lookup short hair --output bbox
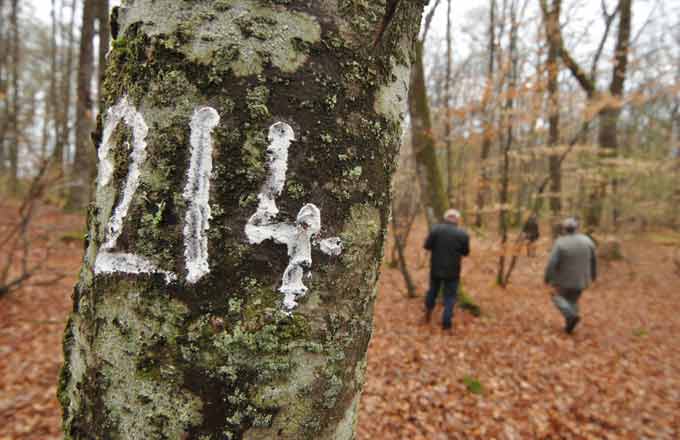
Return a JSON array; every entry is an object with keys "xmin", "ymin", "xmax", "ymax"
[
  {"xmin": 444, "ymin": 209, "xmax": 461, "ymax": 222},
  {"xmin": 562, "ymin": 217, "xmax": 578, "ymax": 233}
]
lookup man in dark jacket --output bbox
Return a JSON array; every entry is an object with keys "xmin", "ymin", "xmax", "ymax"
[
  {"xmin": 424, "ymin": 209, "xmax": 470, "ymax": 330},
  {"xmin": 521, "ymin": 213, "xmax": 540, "ymax": 257},
  {"xmin": 544, "ymin": 217, "xmax": 597, "ymax": 334}
]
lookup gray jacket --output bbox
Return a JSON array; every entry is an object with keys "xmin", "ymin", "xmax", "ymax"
[{"xmin": 544, "ymin": 233, "xmax": 597, "ymax": 290}]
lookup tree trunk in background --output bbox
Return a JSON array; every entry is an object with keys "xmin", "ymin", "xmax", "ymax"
[
  {"xmin": 65, "ymin": 0, "xmax": 95, "ymax": 211},
  {"xmin": 53, "ymin": 0, "xmax": 77, "ymax": 172},
  {"xmin": 544, "ymin": 0, "xmax": 561, "ymax": 217},
  {"xmin": 7, "ymin": 0, "xmax": 19, "ymax": 193},
  {"xmin": 475, "ymin": 0, "xmax": 496, "ymax": 228},
  {"xmin": 96, "ymin": 0, "xmax": 109, "ymax": 104},
  {"xmin": 544, "ymin": 0, "xmax": 632, "ymax": 229},
  {"xmin": 497, "ymin": 1, "xmax": 518, "ymax": 287},
  {"xmin": 598, "ymin": 0, "xmax": 632, "ymax": 229},
  {"xmin": 409, "ymin": 41, "xmax": 448, "ymax": 222},
  {"xmin": 47, "ymin": 0, "xmax": 59, "ymax": 163},
  {"xmin": 59, "ymin": 1, "xmax": 424, "ymax": 438},
  {"xmin": 0, "ymin": 0, "xmax": 7, "ymax": 173},
  {"xmin": 444, "ymin": 0, "xmax": 455, "ymax": 207}
]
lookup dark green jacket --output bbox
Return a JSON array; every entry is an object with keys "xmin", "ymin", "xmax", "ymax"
[{"xmin": 424, "ymin": 222, "xmax": 470, "ymax": 280}]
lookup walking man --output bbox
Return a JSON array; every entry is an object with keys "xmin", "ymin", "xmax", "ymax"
[
  {"xmin": 424, "ymin": 209, "xmax": 470, "ymax": 330},
  {"xmin": 544, "ymin": 217, "xmax": 597, "ymax": 334},
  {"xmin": 521, "ymin": 213, "xmax": 540, "ymax": 257}
]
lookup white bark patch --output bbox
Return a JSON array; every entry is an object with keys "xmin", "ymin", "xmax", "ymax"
[
  {"xmin": 183, "ymin": 107, "xmax": 220, "ymax": 283},
  {"xmin": 94, "ymin": 251, "xmax": 178, "ymax": 283},
  {"xmin": 98, "ymin": 97, "xmax": 150, "ymax": 250},
  {"xmin": 319, "ymin": 237, "xmax": 343, "ymax": 256},
  {"xmin": 245, "ymin": 122, "xmax": 343, "ymax": 311}
]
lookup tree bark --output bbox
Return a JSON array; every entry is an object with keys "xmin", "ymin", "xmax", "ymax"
[
  {"xmin": 7, "ymin": 0, "xmax": 19, "ymax": 193},
  {"xmin": 65, "ymin": 0, "xmax": 96, "ymax": 211},
  {"xmin": 409, "ymin": 40, "xmax": 448, "ymax": 222},
  {"xmin": 59, "ymin": 1, "xmax": 424, "ymax": 438}
]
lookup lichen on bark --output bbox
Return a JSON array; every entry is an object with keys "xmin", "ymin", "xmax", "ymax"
[{"xmin": 60, "ymin": 1, "xmax": 424, "ymax": 438}]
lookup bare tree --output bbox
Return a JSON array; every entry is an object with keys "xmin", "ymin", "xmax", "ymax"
[
  {"xmin": 540, "ymin": 0, "xmax": 633, "ymax": 228},
  {"xmin": 475, "ymin": 0, "xmax": 497, "ymax": 227},
  {"xmin": 65, "ymin": 0, "xmax": 95, "ymax": 210}
]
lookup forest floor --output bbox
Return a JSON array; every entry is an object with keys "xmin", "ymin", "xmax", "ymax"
[{"xmin": 1, "ymin": 207, "xmax": 679, "ymax": 439}]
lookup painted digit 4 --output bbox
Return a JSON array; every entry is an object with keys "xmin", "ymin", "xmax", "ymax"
[{"xmin": 245, "ymin": 122, "xmax": 343, "ymax": 311}]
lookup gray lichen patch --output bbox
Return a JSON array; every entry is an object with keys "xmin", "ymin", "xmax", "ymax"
[
  {"xmin": 374, "ymin": 56, "xmax": 410, "ymax": 124},
  {"xmin": 331, "ymin": 0, "xmax": 385, "ymax": 49},
  {"xmin": 92, "ymin": 289, "xmax": 202, "ymax": 438},
  {"xmin": 339, "ymin": 203, "xmax": 382, "ymax": 283},
  {"xmin": 244, "ymin": 351, "xmax": 326, "ymax": 439},
  {"xmin": 116, "ymin": 0, "xmax": 321, "ymax": 77}
]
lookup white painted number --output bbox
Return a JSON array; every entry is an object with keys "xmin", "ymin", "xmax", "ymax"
[
  {"xmin": 245, "ymin": 122, "xmax": 342, "ymax": 311},
  {"xmin": 93, "ymin": 97, "xmax": 343, "ymax": 312}
]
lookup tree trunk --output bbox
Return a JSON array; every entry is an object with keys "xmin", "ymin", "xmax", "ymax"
[
  {"xmin": 7, "ymin": 0, "xmax": 19, "ymax": 193},
  {"xmin": 497, "ymin": 0, "xmax": 519, "ymax": 287},
  {"xmin": 391, "ymin": 201, "xmax": 416, "ymax": 298},
  {"xmin": 409, "ymin": 40, "xmax": 448, "ymax": 222},
  {"xmin": 474, "ymin": 0, "xmax": 496, "ymax": 228},
  {"xmin": 65, "ymin": 0, "xmax": 96, "ymax": 211},
  {"xmin": 59, "ymin": 1, "xmax": 424, "ymax": 438},
  {"xmin": 53, "ymin": 0, "xmax": 77, "ymax": 172},
  {"xmin": 0, "ymin": 0, "xmax": 6, "ymax": 173},
  {"xmin": 544, "ymin": 0, "xmax": 561, "ymax": 216},
  {"xmin": 444, "ymin": 0, "xmax": 455, "ymax": 206}
]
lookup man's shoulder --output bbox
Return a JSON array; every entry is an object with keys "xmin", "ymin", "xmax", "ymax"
[{"xmin": 558, "ymin": 234, "xmax": 595, "ymax": 249}]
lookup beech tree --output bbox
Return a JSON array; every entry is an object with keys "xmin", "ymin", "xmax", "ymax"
[
  {"xmin": 66, "ymin": 0, "xmax": 96, "ymax": 210},
  {"xmin": 59, "ymin": 1, "xmax": 425, "ymax": 438}
]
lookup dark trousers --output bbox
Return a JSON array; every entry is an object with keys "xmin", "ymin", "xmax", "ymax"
[
  {"xmin": 552, "ymin": 288, "xmax": 582, "ymax": 321},
  {"xmin": 425, "ymin": 275, "xmax": 459, "ymax": 328}
]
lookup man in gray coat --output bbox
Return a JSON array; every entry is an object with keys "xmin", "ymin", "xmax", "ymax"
[{"xmin": 544, "ymin": 217, "xmax": 597, "ymax": 333}]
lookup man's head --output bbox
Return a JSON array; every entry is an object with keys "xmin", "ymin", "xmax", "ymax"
[
  {"xmin": 562, "ymin": 217, "xmax": 578, "ymax": 234},
  {"xmin": 444, "ymin": 209, "xmax": 461, "ymax": 225}
]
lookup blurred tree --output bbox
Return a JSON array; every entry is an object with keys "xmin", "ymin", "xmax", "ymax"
[
  {"xmin": 474, "ymin": 0, "xmax": 496, "ymax": 227},
  {"xmin": 65, "ymin": 0, "xmax": 95, "ymax": 210},
  {"xmin": 540, "ymin": 0, "xmax": 633, "ymax": 228}
]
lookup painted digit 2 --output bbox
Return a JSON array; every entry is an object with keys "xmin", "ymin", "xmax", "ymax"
[{"xmin": 93, "ymin": 97, "xmax": 343, "ymax": 311}]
